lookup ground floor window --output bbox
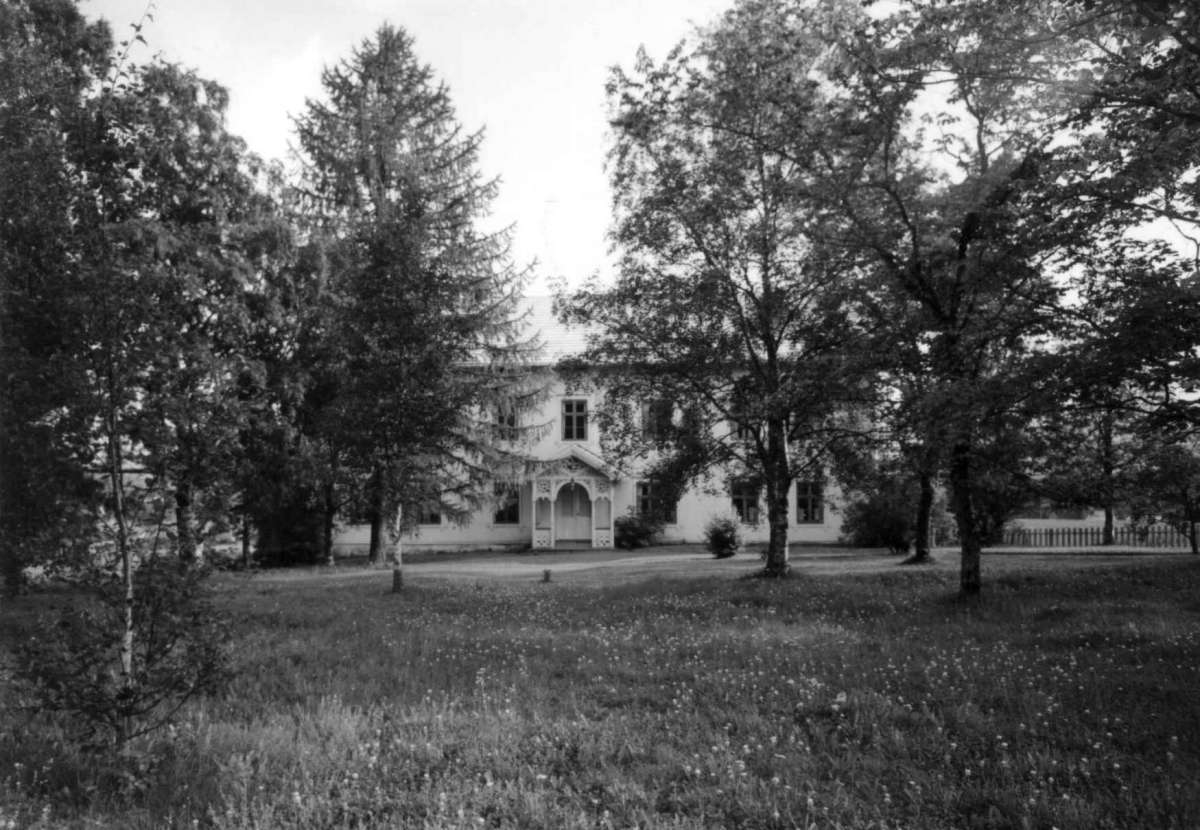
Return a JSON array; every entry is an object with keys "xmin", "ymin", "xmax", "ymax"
[
  {"xmin": 493, "ymin": 482, "xmax": 520, "ymax": 525},
  {"xmin": 417, "ymin": 504, "xmax": 442, "ymax": 525},
  {"xmin": 796, "ymin": 477, "xmax": 824, "ymax": 524},
  {"xmin": 641, "ymin": 399, "xmax": 674, "ymax": 442},
  {"xmin": 731, "ymin": 480, "xmax": 760, "ymax": 524},
  {"xmin": 636, "ymin": 480, "xmax": 678, "ymax": 524}
]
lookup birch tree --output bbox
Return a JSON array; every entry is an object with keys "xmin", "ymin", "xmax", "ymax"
[{"xmin": 564, "ymin": 0, "xmax": 872, "ymax": 578}]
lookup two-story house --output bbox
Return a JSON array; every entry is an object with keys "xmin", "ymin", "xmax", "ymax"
[{"xmin": 333, "ymin": 297, "xmax": 842, "ymax": 553}]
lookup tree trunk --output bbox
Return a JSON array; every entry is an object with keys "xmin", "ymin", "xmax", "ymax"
[
  {"xmin": 0, "ymin": 544, "xmax": 17, "ymax": 600},
  {"xmin": 948, "ymin": 441, "xmax": 982, "ymax": 597},
  {"xmin": 322, "ymin": 478, "xmax": 336, "ymax": 566},
  {"xmin": 1187, "ymin": 494, "xmax": 1199, "ymax": 556},
  {"xmin": 763, "ymin": 480, "xmax": 790, "ymax": 577},
  {"xmin": 175, "ymin": 480, "xmax": 197, "ymax": 564},
  {"xmin": 241, "ymin": 512, "xmax": 251, "ymax": 569},
  {"xmin": 391, "ymin": 505, "xmax": 404, "ymax": 593},
  {"xmin": 106, "ymin": 410, "xmax": 134, "ymax": 745},
  {"xmin": 906, "ymin": 468, "xmax": 936, "ymax": 564},
  {"xmin": 1100, "ymin": 411, "xmax": 1115, "ymax": 545},
  {"xmin": 760, "ymin": 419, "xmax": 790, "ymax": 577},
  {"xmin": 0, "ymin": 433, "xmax": 18, "ymax": 598},
  {"xmin": 367, "ymin": 465, "xmax": 387, "ymax": 566}
]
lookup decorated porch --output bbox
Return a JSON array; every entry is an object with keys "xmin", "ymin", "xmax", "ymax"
[{"xmin": 528, "ymin": 446, "xmax": 620, "ymax": 549}]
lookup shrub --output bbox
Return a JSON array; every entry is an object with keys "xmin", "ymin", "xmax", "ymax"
[
  {"xmin": 704, "ymin": 516, "xmax": 741, "ymax": 558},
  {"xmin": 614, "ymin": 511, "xmax": 662, "ymax": 549},
  {"xmin": 14, "ymin": 556, "xmax": 230, "ymax": 747},
  {"xmin": 840, "ymin": 489, "xmax": 915, "ymax": 554}
]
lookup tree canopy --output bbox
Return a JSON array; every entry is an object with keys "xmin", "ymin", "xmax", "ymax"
[
  {"xmin": 291, "ymin": 25, "xmax": 543, "ymax": 566},
  {"xmin": 562, "ymin": 0, "xmax": 875, "ymax": 576}
]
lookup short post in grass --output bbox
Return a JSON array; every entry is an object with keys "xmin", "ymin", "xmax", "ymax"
[
  {"xmin": 391, "ymin": 509, "xmax": 404, "ymax": 593},
  {"xmin": 542, "ymin": 568, "xmax": 551, "ymax": 583}
]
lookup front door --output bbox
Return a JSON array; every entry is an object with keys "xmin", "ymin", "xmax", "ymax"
[{"xmin": 554, "ymin": 482, "xmax": 592, "ymax": 542}]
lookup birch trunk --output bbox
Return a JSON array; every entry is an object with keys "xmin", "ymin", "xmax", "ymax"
[
  {"xmin": 107, "ymin": 411, "xmax": 134, "ymax": 744},
  {"xmin": 391, "ymin": 505, "xmax": 404, "ymax": 593}
]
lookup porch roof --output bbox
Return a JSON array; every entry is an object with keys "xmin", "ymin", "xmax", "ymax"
[{"xmin": 527, "ymin": 444, "xmax": 621, "ymax": 481}]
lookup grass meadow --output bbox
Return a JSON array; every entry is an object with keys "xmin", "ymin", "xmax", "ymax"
[{"xmin": 1, "ymin": 550, "xmax": 1199, "ymax": 828}]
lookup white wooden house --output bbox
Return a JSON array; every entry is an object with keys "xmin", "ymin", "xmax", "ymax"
[{"xmin": 333, "ymin": 297, "xmax": 842, "ymax": 552}]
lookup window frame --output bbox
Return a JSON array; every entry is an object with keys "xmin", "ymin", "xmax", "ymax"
[
  {"xmin": 731, "ymin": 480, "xmax": 761, "ymax": 525},
  {"xmin": 494, "ymin": 402, "xmax": 519, "ymax": 440},
  {"xmin": 636, "ymin": 479, "xmax": 678, "ymax": 525},
  {"xmin": 493, "ymin": 482, "xmax": 521, "ymax": 525},
  {"xmin": 795, "ymin": 477, "xmax": 825, "ymax": 524},
  {"xmin": 641, "ymin": 399, "xmax": 674, "ymax": 442},
  {"xmin": 733, "ymin": 420, "xmax": 760, "ymax": 444},
  {"xmin": 562, "ymin": 398, "xmax": 588, "ymax": 441}
]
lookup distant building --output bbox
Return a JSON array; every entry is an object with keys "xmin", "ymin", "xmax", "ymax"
[{"xmin": 334, "ymin": 297, "xmax": 842, "ymax": 552}]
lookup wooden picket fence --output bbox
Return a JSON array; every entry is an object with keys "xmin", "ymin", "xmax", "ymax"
[{"xmin": 1000, "ymin": 525, "xmax": 1192, "ymax": 548}]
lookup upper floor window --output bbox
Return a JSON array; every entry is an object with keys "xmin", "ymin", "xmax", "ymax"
[
  {"xmin": 731, "ymin": 480, "xmax": 760, "ymax": 524},
  {"xmin": 796, "ymin": 477, "xmax": 824, "ymax": 524},
  {"xmin": 493, "ymin": 482, "xmax": 520, "ymax": 525},
  {"xmin": 734, "ymin": 420, "xmax": 760, "ymax": 443},
  {"xmin": 636, "ymin": 479, "xmax": 678, "ymax": 524},
  {"xmin": 562, "ymin": 398, "xmax": 588, "ymax": 441},
  {"xmin": 641, "ymin": 399, "xmax": 674, "ymax": 442}
]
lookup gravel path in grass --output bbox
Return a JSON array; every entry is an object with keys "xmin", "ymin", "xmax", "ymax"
[{"xmin": 241, "ymin": 544, "xmax": 1192, "ymax": 586}]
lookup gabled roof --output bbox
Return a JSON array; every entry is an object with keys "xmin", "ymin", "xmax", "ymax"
[
  {"xmin": 524, "ymin": 295, "xmax": 592, "ymax": 364},
  {"xmin": 529, "ymin": 443, "xmax": 621, "ymax": 480}
]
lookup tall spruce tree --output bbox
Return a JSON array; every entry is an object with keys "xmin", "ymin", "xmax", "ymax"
[{"xmin": 293, "ymin": 25, "xmax": 541, "ymax": 570}]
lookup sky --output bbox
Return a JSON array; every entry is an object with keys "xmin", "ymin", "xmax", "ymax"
[{"xmin": 81, "ymin": 0, "xmax": 735, "ymax": 291}]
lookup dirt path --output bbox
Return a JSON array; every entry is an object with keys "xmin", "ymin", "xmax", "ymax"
[{"xmin": 238, "ymin": 544, "xmax": 1194, "ymax": 587}]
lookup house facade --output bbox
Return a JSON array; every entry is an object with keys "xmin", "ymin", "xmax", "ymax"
[{"xmin": 333, "ymin": 299, "xmax": 842, "ymax": 553}]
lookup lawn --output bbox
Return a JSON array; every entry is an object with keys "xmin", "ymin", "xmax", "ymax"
[{"xmin": 1, "ymin": 549, "xmax": 1199, "ymax": 828}]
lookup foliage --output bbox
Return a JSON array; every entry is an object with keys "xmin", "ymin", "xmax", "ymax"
[
  {"xmin": 613, "ymin": 510, "xmax": 662, "ymax": 550},
  {"xmin": 0, "ymin": 0, "xmax": 113, "ymax": 593},
  {"xmin": 840, "ymin": 484, "xmax": 917, "ymax": 555},
  {"xmin": 100, "ymin": 60, "xmax": 292, "ymax": 563},
  {"xmin": 0, "ymin": 2, "xmax": 253, "ymax": 766},
  {"xmin": 290, "ymin": 25, "xmax": 543, "ymax": 565},
  {"xmin": 252, "ymin": 490, "xmax": 327, "ymax": 566},
  {"xmin": 1057, "ymin": 0, "xmax": 1200, "ymax": 228},
  {"xmin": 704, "ymin": 515, "xmax": 742, "ymax": 558},
  {"xmin": 12, "ymin": 556, "xmax": 228, "ymax": 747},
  {"xmin": 561, "ymin": 0, "xmax": 871, "ymax": 578},
  {"xmin": 1128, "ymin": 438, "xmax": 1200, "ymax": 555},
  {"xmin": 718, "ymin": 0, "xmax": 1129, "ymax": 593}
]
